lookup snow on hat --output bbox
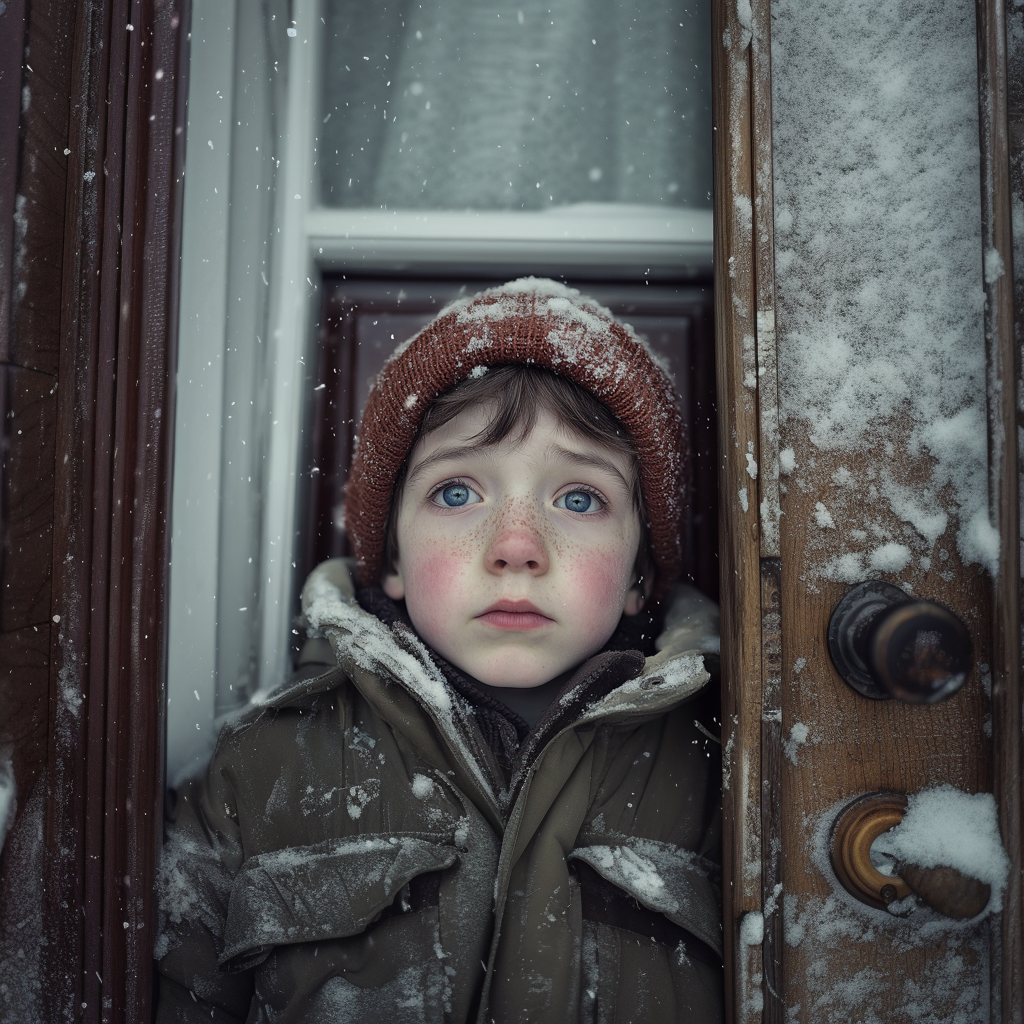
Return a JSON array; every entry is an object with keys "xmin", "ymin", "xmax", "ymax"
[{"xmin": 344, "ymin": 277, "xmax": 687, "ymax": 604}]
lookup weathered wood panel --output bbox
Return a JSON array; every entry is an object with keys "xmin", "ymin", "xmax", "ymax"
[
  {"xmin": 0, "ymin": 2, "xmax": 72, "ymax": 1019},
  {"xmin": 976, "ymin": 0, "xmax": 1023, "ymax": 1016},
  {"xmin": 712, "ymin": 2, "xmax": 767, "ymax": 1018},
  {"xmin": 0, "ymin": 0, "xmax": 27, "ymax": 363}
]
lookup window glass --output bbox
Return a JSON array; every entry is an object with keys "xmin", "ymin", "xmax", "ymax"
[{"xmin": 320, "ymin": 0, "xmax": 712, "ymax": 210}]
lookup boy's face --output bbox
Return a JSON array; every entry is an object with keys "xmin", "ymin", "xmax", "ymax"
[{"xmin": 382, "ymin": 403, "xmax": 646, "ymax": 689}]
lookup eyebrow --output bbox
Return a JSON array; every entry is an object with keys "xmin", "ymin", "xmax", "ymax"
[
  {"xmin": 404, "ymin": 440, "xmax": 631, "ymax": 492},
  {"xmin": 403, "ymin": 440, "xmax": 495, "ymax": 489},
  {"xmin": 547, "ymin": 444, "xmax": 631, "ymax": 491}
]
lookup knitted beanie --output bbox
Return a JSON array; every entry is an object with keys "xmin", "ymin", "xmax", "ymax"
[{"xmin": 344, "ymin": 278, "xmax": 687, "ymax": 605}]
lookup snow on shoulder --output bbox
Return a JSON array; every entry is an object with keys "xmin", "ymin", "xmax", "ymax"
[{"xmin": 300, "ymin": 560, "xmax": 499, "ymax": 808}]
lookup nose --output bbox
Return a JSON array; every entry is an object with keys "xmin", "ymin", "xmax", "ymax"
[{"xmin": 484, "ymin": 514, "xmax": 549, "ymax": 576}]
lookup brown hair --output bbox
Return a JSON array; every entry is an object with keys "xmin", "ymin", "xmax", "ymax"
[{"xmin": 383, "ymin": 365, "xmax": 651, "ymax": 585}]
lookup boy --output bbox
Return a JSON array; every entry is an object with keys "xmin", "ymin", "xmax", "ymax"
[{"xmin": 156, "ymin": 279, "xmax": 723, "ymax": 1023}]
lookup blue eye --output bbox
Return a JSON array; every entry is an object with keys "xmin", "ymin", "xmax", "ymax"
[
  {"xmin": 441, "ymin": 485, "xmax": 470, "ymax": 506},
  {"xmin": 429, "ymin": 480, "xmax": 481, "ymax": 508},
  {"xmin": 433, "ymin": 483, "xmax": 480, "ymax": 507},
  {"xmin": 558, "ymin": 490, "xmax": 602, "ymax": 513}
]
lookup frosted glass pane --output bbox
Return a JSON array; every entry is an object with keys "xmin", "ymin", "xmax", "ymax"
[{"xmin": 320, "ymin": 0, "xmax": 711, "ymax": 211}]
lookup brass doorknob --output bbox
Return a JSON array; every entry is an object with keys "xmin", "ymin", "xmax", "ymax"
[
  {"xmin": 829, "ymin": 792, "xmax": 991, "ymax": 920},
  {"xmin": 827, "ymin": 581, "xmax": 973, "ymax": 703},
  {"xmin": 829, "ymin": 792, "xmax": 912, "ymax": 910}
]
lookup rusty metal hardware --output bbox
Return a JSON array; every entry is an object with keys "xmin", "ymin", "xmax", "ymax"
[
  {"xmin": 829, "ymin": 792, "xmax": 991, "ymax": 919},
  {"xmin": 827, "ymin": 581, "xmax": 973, "ymax": 703}
]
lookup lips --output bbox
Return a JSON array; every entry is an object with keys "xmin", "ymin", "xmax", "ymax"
[{"xmin": 476, "ymin": 599, "xmax": 554, "ymax": 631}]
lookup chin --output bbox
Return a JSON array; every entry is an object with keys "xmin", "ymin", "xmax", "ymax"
[
  {"xmin": 468, "ymin": 655, "xmax": 573, "ymax": 690},
  {"xmin": 479, "ymin": 674, "xmax": 553, "ymax": 690}
]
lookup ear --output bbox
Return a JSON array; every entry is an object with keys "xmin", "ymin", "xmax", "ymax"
[
  {"xmin": 382, "ymin": 563, "xmax": 405, "ymax": 601},
  {"xmin": 623, "ymin": 572, "xmax": 653, "ymax": 617}
]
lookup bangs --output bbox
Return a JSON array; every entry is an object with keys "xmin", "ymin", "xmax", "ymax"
[{"xmin": 419, "ymin": 365, "xmax": 638, "ymax": 493}]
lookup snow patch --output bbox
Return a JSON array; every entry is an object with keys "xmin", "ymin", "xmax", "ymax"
[
  {"xmin": 411, "ymin": 773, "xmax": 436, "ymax": 801},
  {"xmin": 814, "ymin": 502, "xmax": 835, "ymax": 529},
  {"xmin": 584, "ymin": 845, "xmax": 668, "ymax": 905},
  {"xmin": 346, "ymin": 781, "xmax": 380, "ymax": 820},
  {"xmin": 822, "ymin": 551, "xmax": 867, "ymax": 584},
  {"xmin": 872, "ymin": 786, "xmax": 1009, "ymax": 910},
  {"xmin": 783, "ymin": 721, "xmax": 809, "ymax": 765},
  {"xmin": 983, "ymin": 246, "xmax": 1004, "ymax": 284},
  {"xmin": 868, "ymin": 542, "xmax": 912, "ymax": 573},
  {"xmin": 772, "ymin": 0, "xmax": 991, "ymax": 576},
  {"xmin": 305, "ymin": 571, "xmax": 499, "ymax": 805},
  {"xmin": 958, "ymin": 509, "xmax": 1000, "ymax": 571},
  {"xmin": 741, "ymin": 910, "xmax": 764, "ymax": 945}
]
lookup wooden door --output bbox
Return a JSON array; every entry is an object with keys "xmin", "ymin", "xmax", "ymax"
[{"xmin": 713, "ymin": 0, "xmax": 1022, "ymax": 1021}]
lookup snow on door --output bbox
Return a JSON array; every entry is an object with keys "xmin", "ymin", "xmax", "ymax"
[{"xmin": 713, "ymin": 0, "xmax": 1021, "ymax": 1021}]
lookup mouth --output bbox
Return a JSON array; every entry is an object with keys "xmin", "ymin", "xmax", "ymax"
[{"xmin": 476, "ymin": 599, "xmax": 554, "ymax": 631}]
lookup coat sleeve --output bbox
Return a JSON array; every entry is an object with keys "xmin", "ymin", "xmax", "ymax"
[{"xmin": 155, "ymin": 769, "xmax": 256, "ymax": 1022}]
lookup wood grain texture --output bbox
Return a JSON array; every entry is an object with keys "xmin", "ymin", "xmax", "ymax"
[
  {"xmin": 47, "ymin": 3, "xmax": 118, "ymax": 1011},
  {"xmin": 0, "ymin": 2, "xmax": 68, "ymax": 1019},
  {"xmin": 0, "ymin": 625, "xmax": 50, "ymax": 829},
  {"xmin": 750, "ymin": 0, "xmax": 781, "ymax": 564},
  {"xmin": 45, "ymin": 0, "xmax": 186, "ymax": 1019},
  {"xmin": 689, "ymin": 295, "xmax": 721, "ymax": 604},
  {"xmin": 760, "ymin": 559, "xmax": 784, "ymax": 1024},
  {"xmin": 1009, "ymin": 28, "xmax": 1024, "ymax": 1024},
  {"xmin": 975, "ymin": 0, "xmax": 1023, "ymax": 1017},
  {"xmin": 712, "ymin": 2, "xmax": 766, "ymax": 1019},
  {"xmin": 732, "ymin": 0, "xmax": 1010, "ymax": 1017},
  {"xmin": 750, "ymin": 12, "xmax": 785, "ymax": 1019},
  {"xmin": 4, "ymin": 0, "xmax": 71, "ymax": 378},
  {"xmin": 0, "ymin": 364, "xmax": 57, "ymax": 632},
  {"xmin": 0, "ymin": 0, "xmax": 26, "ymax": 364}
]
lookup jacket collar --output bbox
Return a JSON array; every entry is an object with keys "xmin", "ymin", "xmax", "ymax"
[{"xmin": 258, "ymin": 560, "xmax": 715, "ymax": 804}]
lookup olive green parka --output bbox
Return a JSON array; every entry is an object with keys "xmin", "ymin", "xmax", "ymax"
[{"xmin": 156, "ymin": 560, "xmax": 723, "ymax": 1023}]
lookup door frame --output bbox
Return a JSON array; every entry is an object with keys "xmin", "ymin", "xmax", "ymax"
[{"xmin": 0, "ymin": 0, "xmax": 188, "ymax": 1019}]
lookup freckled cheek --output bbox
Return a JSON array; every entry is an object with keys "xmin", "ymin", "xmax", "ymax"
[
  {"xmin": 402, "ymin": 544, "xmax": 471, "ymax": 635},
  {"xmin": 561, "ymin": 545, "xmax": 636, "ymax": 617}
]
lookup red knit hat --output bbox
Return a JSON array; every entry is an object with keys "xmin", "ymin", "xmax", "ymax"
[{"xmin": 345, "ymin": 278, "xmax": 687, "ymax": 605}]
